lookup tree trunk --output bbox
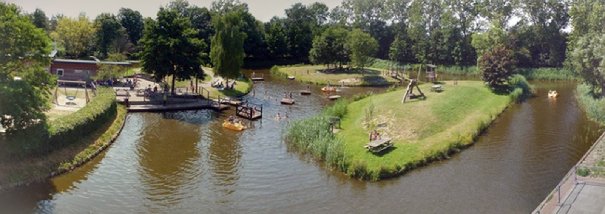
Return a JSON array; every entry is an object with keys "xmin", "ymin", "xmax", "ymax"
[
  {"xmin": 171, "ymin": 74, "xmax": 176, "ymax": 95},
  {"xmin": 195, "ymin": 76, "xmax": 198, "ymax": 94}
]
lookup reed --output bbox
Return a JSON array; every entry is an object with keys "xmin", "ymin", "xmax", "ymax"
[{"xmin": 576, "ymin": 84, "xmax": 605, "ymax": 125}]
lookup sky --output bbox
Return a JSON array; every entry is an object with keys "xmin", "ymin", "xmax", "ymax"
[{"xmin": 5, "ymin": 0, "xmax": 341, "ymax": 22}]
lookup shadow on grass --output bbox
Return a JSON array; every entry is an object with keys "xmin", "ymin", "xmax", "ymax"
[
  {"xmin": 318, "ymin": 68, "xmax": 382, "ymax": 75},
  {"xmin": 369, "ymin": 145, "xmax": 397, "ymax": 157}
]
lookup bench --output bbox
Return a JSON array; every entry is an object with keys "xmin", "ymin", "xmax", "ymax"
[{"xmin": 364, "ymin": 138, "xmax": 393, "ymax": 153}]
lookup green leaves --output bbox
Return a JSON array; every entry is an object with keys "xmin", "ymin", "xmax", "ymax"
[
  {"xmin": 348, "ymin": 29, "xmax": 378, "ymax": 70},
  {"xmin": 479, "ymin": 45, "xmax": 517, "ymax": 89},
  {"xmin": 210, "ymin": 11, "xmax": 245, "ymax": 80}
]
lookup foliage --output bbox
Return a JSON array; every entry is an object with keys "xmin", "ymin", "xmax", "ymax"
[
  {"xmin": 94, "ymin": 13, "xmax": 128, "ymax": 58},
  {"xmin": 210, "ymin": 11, "xmax": 246, "ymax": 80},
  {"xmin": 50, "ymin": 15, "xmax": 95, "ymax": 58},
  {"xmin": 285, "ymin": 101, "xmax": 349, "ymax": 171},
  {"xmin": 95, "ymin": 53, "xmax": 128, "ymax": 80},
  {"xmin": 576, "ymin": 84, "xmax": 605, "ymax": 125},
  {"xmin": 479, "ymin": 45, "xmax": 516, "ymax": 89},
  {"xmin": 47, "ymin": 87, "xmax": 117, "ymax": 147},
  {"xmin": 309, "ymin": 26, "xmax": 350, "ymax": 68},
  {"xmin": 30, "ymin": 8, "xmax": 49, "ymax": 31},
  {"xmin": 264, "ymin": 17, "xmax": 288, "ymax": 59},
  {"xmin": 140, "ymin": 7, "xmax": 206, "ymax": 94},
  {"xmin": 117, "ymin": 8, "xmax": 144, "ymax": 46},
  {"xmin": 347, "ymin": 29, "xmax": 378, "ymax": 70},
  {"xmin": 471, "ymin": 22, "xmax": 507, "ymax": 59},
  {"xmin": 569, "ymin": 33, "xmax": 605, "ymax": 97},
  {"xmin": 0, "ymin": 2, "xmax": 53, "ymax": 134},
  {"xmin": 507, "ymin": 74, "xmax": 534, "ymax": 102},
  {"xmin": 569, "ymin": 0, "xmax": 605, "ymax": 51}
]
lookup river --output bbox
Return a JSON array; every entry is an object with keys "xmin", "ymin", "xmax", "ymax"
[{"xmin": 1, "ymin": 72, "xmax": 602, "ymax": 213}]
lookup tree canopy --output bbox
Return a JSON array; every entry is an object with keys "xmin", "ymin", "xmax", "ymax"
[
  {"xmin": 50, "ymin": 15, "xmax": 95, "ymax": 58},
  {"xmin": 479, "ymin": 45, "xmax": 516, "ymax": 89},
  {"xmin": 210, "ymin": 11, "xmax": 246, "ymax": 80},
  {"xmin": 140, "ymin": 7, "xmax": 206, "ymax": 94},
  {"xmin": 0, "ymin": 2, "xmax": 54, "ymax": 134},
  {"xmin": 347, "ymin": 29, "xmax": 378, "ymax": 70}
]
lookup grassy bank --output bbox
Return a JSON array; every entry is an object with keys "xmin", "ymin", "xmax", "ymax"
[
  {"xmin": 271, "ymin": 65, "xmax": 399, "ymax": 86},
  {"xmin": 576, "ymin": 84, "xmax": 605, "ymax": 125},
  {"xmin": 287, "ymin": 80, "xmax": 528, "ymax": 180},
  {"xmin": 0, "ymin": 101, "xmax": 127, "ymax": 189}
]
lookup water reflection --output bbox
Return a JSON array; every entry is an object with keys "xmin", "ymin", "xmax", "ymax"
[{"xmin": 136, "ymin": 112, "xmax": 208, "ymax": 210}]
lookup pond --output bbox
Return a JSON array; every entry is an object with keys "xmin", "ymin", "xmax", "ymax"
[{"xmin": 1, "ymin": 72, "xmax": 602, "ymax": 213}]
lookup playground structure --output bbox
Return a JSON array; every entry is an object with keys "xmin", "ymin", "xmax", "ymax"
[
  {"xmin": 52, "ymin": 80, "xmax": 92, "ymax": 107},
  {"xmin": 402, "ymin": 79, "xmax": 425, "ymax": 103}
]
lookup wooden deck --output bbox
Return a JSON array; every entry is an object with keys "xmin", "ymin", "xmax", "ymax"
[
  {"xmin": 281, "ymin": 98, "xmax": 295, "ymax": 105},
  {"xmin": 127, "ymin": 101, "xmax": 228, "ymax": 112},
  {"xmin": 236, "ymin": 103, "xmax": 263, "ymax": 120}
]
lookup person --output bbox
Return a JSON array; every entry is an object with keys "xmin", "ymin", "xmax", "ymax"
[
  {"xmin": 163, "ymin": 92, "xmax": 167, "ymax": 106},
  {"xmin": 228, "ymin": 115, "xmax": 235, "ymax": 123},
  {"xmin": 275, "ymin": 112, "xmax": 281, "ymax": 120},
  {"xmin": 289, "ymin": 92, "xmax": 293, "ymax": 99},
  {"xmin": 124, "ymin": 97, "xmax": 129, "ymax": 107},
  {"xmin": 154, "ymin": 86, "xmax": 158, "ymax": 93}
]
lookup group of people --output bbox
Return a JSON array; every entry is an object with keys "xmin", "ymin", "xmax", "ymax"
[
  {"xmin": 227, "ymin": 115, "xmax": 243, "ymax": 124},
  {"xmin": 211, "ymin": 79, "xmax": 236, "ymax": 90},
  {"xmin": 369, "ymin": 130, "xmax": 381, "ymax": 141}
]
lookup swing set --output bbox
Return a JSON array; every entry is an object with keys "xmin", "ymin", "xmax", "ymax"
[{"xmin": 53, "ymin": 80, "xmax": 91, "ymax": 106}]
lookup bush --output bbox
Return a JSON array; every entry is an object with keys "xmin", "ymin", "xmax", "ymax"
[
  {"xmin": 508, "ymin": 74, "xmax": 534, "ymax": 102},
  {"xmin": 479, "ymin": 45, "xmax": 516, "ymax": 89},
  {"xmin": 576, "ymin": 84, "xmax": 605, "ymax": 125},
  {"xmin": 269, "ymin": 65, "xmax": 286, "ymax": 78},
  {"xmin": 48, "ymin": 87, "xmax": 117, "ymax": 147},
  {"xmin": 517, "ymin": 67, "xmax": 578, "ymax": 81},
  {"xmin": 577, "ymin": 167, "xmax": 591, "ymax": 177}
]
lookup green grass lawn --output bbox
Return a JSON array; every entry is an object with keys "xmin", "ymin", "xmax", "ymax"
[
  {"xmin": 274, "ymin": 65, "xmax": 400, "ymax": 86},
  {"xmin": 203, "ymin": 78, "xmax": 252, "ymax": 98},
  {"xmin": 336, "ymin": 81, "xmax": 513, "ymax": 179}
]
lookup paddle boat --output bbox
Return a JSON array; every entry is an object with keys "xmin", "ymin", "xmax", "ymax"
[
  {"xmin": 548, "ymin": 90, "xmax": 558, "ymax": 98},
  {"xmin": 328, "ymin": 95, "xmax": 341, "ymax": 100},
  {"xmin": 281, "ymin": 98, "xmax": 295, "ymax": 105},
  {"xmin": 321, "ymin": 85, "xmax": 337, "ymax": 92},
  {"xmin": 223, "ymin": 119, "xmax": 247, "ymax": 131},
  {"xmin": 287, "ymin": 76, "xmax": 295, "ymax": 80}
]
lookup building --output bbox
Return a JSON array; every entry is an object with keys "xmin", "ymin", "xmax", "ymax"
[{"xmin": 49, "ymin": 58, "xmax": 133, "ymax": 81}]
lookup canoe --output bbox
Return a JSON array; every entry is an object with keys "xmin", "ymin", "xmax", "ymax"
[
  {"xmin": 321, "ymin": 86, "xmax": 336, "ymax": 92},
  {"xmin": 223, "ymin": 120, "xmax": 246, "ymax": 131},
  {"xmin": 281, "ymin": 98, "xmax": 295, "ymax": 105},
  {"xmin": 328, "ymin": 95, "xmax": 341, "ymax": 100}
]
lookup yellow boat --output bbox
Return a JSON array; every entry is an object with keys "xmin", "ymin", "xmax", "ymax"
[
  {"xmin": 223, "ymin": 120, "xmax": 247, "ymax": 131},
  {"xmin": 548, "ymin": 90, "xmax": 558, "ymax": 98},
  {"xmin": 321, "ymin": 86, "xmax": 336, "ymax": 92}
]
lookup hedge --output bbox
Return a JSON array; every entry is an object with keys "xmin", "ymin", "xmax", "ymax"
[{"xmin": 47, "ymin": 87, "xmax": 117, "ymax": 147}]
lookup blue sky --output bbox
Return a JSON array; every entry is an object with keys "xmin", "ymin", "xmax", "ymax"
[{"xmin": 6, "ymin": 0, "xmax": 341, "ymax": 22}]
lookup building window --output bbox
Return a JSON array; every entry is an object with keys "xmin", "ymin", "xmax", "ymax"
[{"xmin": 57, "ymin": 69, "xmax": 64, "ymax": 76}]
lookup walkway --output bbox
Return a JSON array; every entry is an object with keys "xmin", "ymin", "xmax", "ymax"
[{"xmin": 534, "ymin": 132, "xmax": 605, "ymax": 214}]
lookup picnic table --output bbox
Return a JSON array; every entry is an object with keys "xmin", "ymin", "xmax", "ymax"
[
  {"xmin": 431, "ymin": 84, "xmax": 443, "ymax": 92},
  {"xmin": 364, "ymin": 138, "xmax": 393, "ymax": 153}
]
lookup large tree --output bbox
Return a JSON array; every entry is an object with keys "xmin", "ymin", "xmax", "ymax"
[
  {"xmin": 570, "ymin": 33, "xmax": 605, "ymax": 97},
  {"xmin": 347, "ymin": 29, "xmax": 378, "ymax": 70},
  {"xmin": 0, "ymin": 2, "xmax": 54, "ymax": 134},
  {"xmin": 30, "ymin": 8, "xmax": 49, "ymax": 31},
  {"xmin": 285, "ymin": 3, "xmax": 315, "ymax": 62},
  {"xmin": 50, "ymin": 15, "xmax": 95, "ymax": 58},
  {"xmin": 140, "ymin": 7, "xmax": 206, "ymax": 95},
  {"xmin": 117, "ymin": 8, "xmax": 144, "ymax": 46},
  {"xmin": 210, "ymin": 11, "xmax": 246, "ymax": 81},
  {"xmin": 94, "ymin": 13, "xmax": 127, "ymax": 58},
  {"xmin": 309, "ymin": 26, "xmax": 350, "ymax": 68},
  {"xmin": 265, "ymin": 17, "xmax": 288, "ymax": 59}
]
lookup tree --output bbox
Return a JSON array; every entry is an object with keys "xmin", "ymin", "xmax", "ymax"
[
  {"xmin": 140, "ymin": 8, "xmax": 206, "ymax": 95},
  {"xmin": 265, "ymin": 17, "xmax": 288, "ymax": 59},
  {"xmin": 347, "ymin": 29, "xmax": 378, "ymax": 70},
  {"xmin": 186, "ymin": 6, "xmax": 213, "ymax": 63},
  {"xmin": 285, "ymin": 3, "xmax": 315, "ymax": 61},
  {"xmin": 0, "ymin": 2, "xmax": 53, "ymax": 134},
  {"xmin": 30, "ymin": 8, "xmax": 49, "ymax": 31},
  {"xmin": 94, "ymin": 13, "xmax": 126, "ymax": 58},
  {"xmin": 50, "ymin": 15, "xmax": 95, "ymax": 58},
  {"xmin": 117, "ymin": 8, "xmax": 144, "ymax": 46},
  {"xmin": 471, "ymin": 22, "xmax": 507, "ymax": 61},
  {"xmin": 570, "ymin": 33, "xmax": 605, "ymax": 97},
  {"xmin": 389, "ymin": 23, "xmax": 415, "ymax": 64},
  {"xmin": 210, "ymin": 11, "xmax": 246, "ymax": 81},
  {"xmin": 479, "ymin": 45, "xmax": 516, "ymax": 89},
  {"xmin": 309, "ymin": 26, "xmax": 350, "ymax": 68}
]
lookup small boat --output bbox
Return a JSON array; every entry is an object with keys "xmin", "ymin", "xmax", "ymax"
[
  {"xmin": 287, "ymin": 76, "xmax": 295, "ymax": 80},
  {"xmin": 328, "ymin": 95, "xmax": 341, "ymax": 100},
  {"xmin": 321, "ymin": 86, "xmax": 336, "ymax": 92},
  {"xmin": 548, "ymin": 90, "xmax": 558, "ymax": 98},
  {"xmin": 300, "ymin": 90, "xmax": 312, "ymax": 95},
  {"xmin": 281, "ymin": 98, "xmax": 295, "ymax": 105},
  {"xmin": 223, "ymin": 120, "xmax": 247, "ymax": 131}
]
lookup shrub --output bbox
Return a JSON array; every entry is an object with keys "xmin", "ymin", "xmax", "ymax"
[
  {"xmin": 576, "ymin": 84, "xmax": 605, "ymax": 125},
  {"xmin": 577, "ymin": 167, "xmax": 591, "ymax": 177},
  {"xmin": 479, "ymin": 45, "xmax": 516, "ymax": 89},
  {"xmin": 269, "ymin": 65, "xmax": 286, "ymax": 78},
  {"xmin": 508, "ymin": 74, "xmax": 534, "ymax": 102},
  {"xmin": 48, "ymin": 87, "xmax": 117, "ymax": 148}
]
